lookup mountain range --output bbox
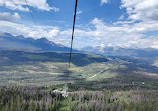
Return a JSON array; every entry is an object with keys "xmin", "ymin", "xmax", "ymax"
[
  {"xmin": 0, "ymin": 33, "xmax": 73, "ymax": 52},
  {"xmin": 82, "ymin": 46, "xmax": 158, "ymax": 58},
  {"xmin": 0, "ymin": 33, "xmax": 158, "ymax": 63}
]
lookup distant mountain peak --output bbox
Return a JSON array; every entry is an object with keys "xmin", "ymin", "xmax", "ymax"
[
  {"xmin": 0, "ymin": 32, "xmax": 13, "ymax": 37},
  {"xmin": 56, "ymin": 43, "xmax": 65, "ymax": 47},
  {"xmin": 37, "ymin": 37, "xmax": 49, "ymax": 42},
  {"xmin": 0, "ymin": 33, "xmax": 75, "ymax": 52},
  {"xmin": 16, "ymin": 35, "xmax": 25, "ymax": 39}
]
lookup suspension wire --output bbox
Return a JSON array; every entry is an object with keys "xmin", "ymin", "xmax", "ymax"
[
  {"xmin": 69, "ymin": 0, "xmax": 78, "ymax": 68},
  {"xmin": 24, "ymin": 0, "xmax": 42, "ymax": 38}
]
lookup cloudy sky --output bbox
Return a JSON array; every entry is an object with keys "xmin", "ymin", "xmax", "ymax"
[{"xmin": 0, "ymin": 0, "xmax": 158, "ymax": 49}]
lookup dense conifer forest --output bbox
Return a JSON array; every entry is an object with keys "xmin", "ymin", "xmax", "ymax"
[{"xmin": 0, "ymin": 85, "xmax": 157, "ymax": 111}]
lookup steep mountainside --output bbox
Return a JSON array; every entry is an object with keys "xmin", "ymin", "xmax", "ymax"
[{"xmin": 0, "ymin": 33, "xmax": 75, "ymax": 52}]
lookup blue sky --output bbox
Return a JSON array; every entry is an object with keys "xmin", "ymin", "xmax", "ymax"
[{"xmin": 0, "ymin": 0, "xmax": 158, "ymax": 49}]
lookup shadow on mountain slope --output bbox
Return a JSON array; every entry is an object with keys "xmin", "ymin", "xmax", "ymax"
[{"xmin": 0, "ymin": 50, "xmax": 108, "ymax": 67}]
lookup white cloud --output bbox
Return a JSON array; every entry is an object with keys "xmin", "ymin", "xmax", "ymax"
[
  {"xmin": 0, "ymin": 0, "xmax": 157, "ymax": 49},
  {"xmin": 77, "ymin": 11, "xmax": 82, "ymax": 15},
  {"xmin": 127, "ymin": 37, "xmax": 158, "ymax": 49},
  {"xmin": 0, "ymin": 16, "xmax": 158, "ymax": 49},
  {"xmin": 101, "ymin": 0, "xmax": 158, "ymax": 49},
  {"xmin": 0, "ymin": 0, "xmax": 59, "ymax": 12},
  {"xmin": 0, "ymin": 12, "xmax": 20, "ymax": 21},
  {"xmin": 0, "ymin": 21, "xmax": 60, "ymax": 41},
  {"xmin": 61, "ymin": 17, "xmax": 158, "ymax": 49},
  {"xmin": 118, "ymin": 15, "xmax": 124, "ymax": 20},
  {"xmin": 90, "ymin": 18, "xmax": 158, "ymax": 48},
  {"xmin": 119, "ymin": 0, "xmax": 158, "ymax": 33},
  {"xmin": 101, "ymin": 0, "xmax": 109, "ymax": 5},
  {"xmin": 121, "ymin": 0, "xmax": 158, "ymax": 22}
]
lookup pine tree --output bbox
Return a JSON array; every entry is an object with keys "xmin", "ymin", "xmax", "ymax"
[
  {"xmin": 35, "ymin": 93, "xmax": 40, "ymax": 111},
  {"xmin": 49, "ymin": 100, "xmax": 54, "ymax": 111},
  {"xmin": 28, "ymin": 100, "xmax": 34, "ymax": 111},
  {"xmin": 10, "ymin": 96, "xmax": 15, "ymax": 111},
  {"xmin": 35, "ymin": 102, "xmax": 40, "ymax": 111},
  {"xmin": 0, "ymin": 99, "xmax": 3, "ymax": 110},
  {"xmin": 42, "ymin": 97, "xmax": 46, "ymax": 111},
  {"xmin": 17, "ymin": 95, "xmax": 21, "ymax": 111},
  {"xmin": 5, "ymin": 102, "xmax": 9, "ymax": 111},
  {"xmin": 86, "ymin": 103, "xmax": 90, "ymax": 111}
]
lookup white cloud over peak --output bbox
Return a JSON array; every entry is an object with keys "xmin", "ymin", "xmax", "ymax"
[
  {"xmin": 91, "ymin": 18, "xmax": 158, "ymax": 49},
  {"xmin": 0, "ymin": 12, "xmax": 20, "ymax": 21},
  {"xmin": 100, "ymin": 0, "xmax": 109, "ymax": 5},
  {"xmin": 1, "ymin": 1, "xmax": 158, "ymax": 49},
  {"xmin": 1, "ymin": 17, "xmax": 158, "ymax": 49},
  {"xmin": 0, "ymin": 20, "xmax": 60, "ymax": 41},
  {"xmin": 0, "ymin": 0, "xmax": 59, "ymax": 12}
]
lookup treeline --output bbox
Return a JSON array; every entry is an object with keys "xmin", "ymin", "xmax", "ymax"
[
  {"xmin": 68, "ymin": 90, "xmax": 158, "ymax": 111},
  {"xmin": 0, "ymin": 86, "xmax": 63, "ymax": 111},
  {"xmin": 0, "ymin": 86, "xmax": 158, "ymax": 111},
  {"xmin": 68, "ymin": 80, "xmax": 156, "ymax": 92}
]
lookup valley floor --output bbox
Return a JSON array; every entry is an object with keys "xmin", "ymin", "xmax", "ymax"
[{"xmin": 0, "ymin": 50, "xmax": 158, "ymax": 110}]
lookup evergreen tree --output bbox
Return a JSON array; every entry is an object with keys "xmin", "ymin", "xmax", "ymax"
[
  {"xmin": 0, "ymin": 99, "xmax": 3, "ymax": 110},
  {"xmin": 35, "ymin": 102, "xmax": 40, "ymax": 111},
  {"xmin": 10, "ymin": 96, "xmax": 15, "ymax": 111},
  {"xmin": 28, "ymin": 100, "xmax": 34, "ymax": 111},
  {"xmin": 5, "ymin": 102, "xmax": 9, "ymax": 111},
  {"xmin": 42, "ymin": 97, "xmax": 46, "ymax": 111}
]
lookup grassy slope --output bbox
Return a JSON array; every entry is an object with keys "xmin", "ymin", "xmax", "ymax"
[
  {"xmin": 0, "ymin": 50, "xmax": 157, "ymax": 89},
  {"xmin": 0, "ymin": 50, "xmax": 109, "ymax": 86}
]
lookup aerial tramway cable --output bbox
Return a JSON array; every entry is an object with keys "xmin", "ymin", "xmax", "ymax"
[
  {"xmin": 69, "ymin": 0, "xmax": 78, "ymax": 68},
  {"xmin": 25, "ymin": 0, "xmax": 77, "ymax": 68},
  {"xmin": 24, "ymin": 0, "xmax": 42, "ymax": 38}
]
